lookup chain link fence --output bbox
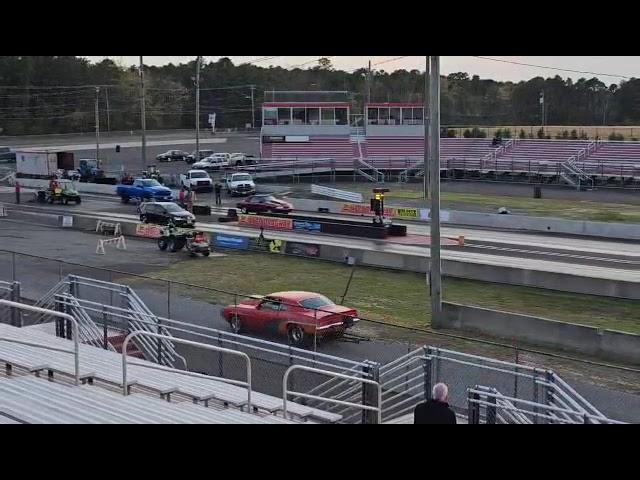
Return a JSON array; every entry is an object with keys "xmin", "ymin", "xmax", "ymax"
[{"xmin": 2, "ymin": 248, "xmax": 640, "ymax": 422}]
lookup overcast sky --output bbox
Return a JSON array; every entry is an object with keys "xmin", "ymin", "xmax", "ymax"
[{"xmin": 83, "ymin": 56, "xmax": 638, "ymax": 84}]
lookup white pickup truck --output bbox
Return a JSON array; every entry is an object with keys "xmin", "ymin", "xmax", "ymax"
[
  {"xmin": 193, "ymin": 154, "xmax": 229, "ymax": 171},
  {"xmin": 179, "ymin": 170, "xmax": 213, "ymax": 192},
  {"xmin": 225, "ymin": 172, "xmax": 256, "ymax": 196}
]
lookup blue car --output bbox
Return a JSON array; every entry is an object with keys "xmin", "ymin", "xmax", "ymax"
[{"xmin": 116, "ymin": 178, "xmax": 173, "ymax": 203}]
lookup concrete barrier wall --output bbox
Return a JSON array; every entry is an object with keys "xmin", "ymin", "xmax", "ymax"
[
  {"xmin": 290, "ymin": 196, "xmax": 640, "ymax": 240},
  {"xmin": 440, "ymin": 302, "xmax": 640, "ymax": 365},
  {"xmin": 4, "ymin": 209, "xmax": 638, "ymax": 300}
]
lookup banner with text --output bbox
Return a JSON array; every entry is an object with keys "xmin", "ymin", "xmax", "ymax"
[
  {"xmin": 238, "ymin": 214, "xmax": 293, "ymax": 231},
  {"xmin": 135, "ymin": 224, "xmax": 163, "ymax": 238}
]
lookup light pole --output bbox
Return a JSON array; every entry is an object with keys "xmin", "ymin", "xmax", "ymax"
[
  {"xmin": 540, "ymin": 90, "xmax": 545, "ymax": 134},
  {"xmin": 250, "ymin": 85, "xmax": 255, "ymax": 129},
  {"xmin": 140, "ymin": 56, "xmax": 147, "ymax": 171},
  {"xmin": 428, "ymin": 55, "xmax": 442, "ymax": 324},
  {"xmin": 195, "ymin": 56, "xmax": 202, "ymax": 164},
  {"xmin": 95, "ymin": 87, "xmax": 100, "ymax": 168},
  {"xmin": 423, "ymin": 57, "xmax": 430, "ymax": 200}
]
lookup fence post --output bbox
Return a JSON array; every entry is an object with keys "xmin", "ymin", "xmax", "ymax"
[
  {"xmin": 532, "ymin": 372, "xmax": 539, "ymax": 425},
  {"xmin": 361, "ymin": 360, "xmax": 381, "ymax": 424},
  {"xmin": 10, "ymin": 281, "xmax": 22, "ymax": 327},
  {"xmin": 423, "ymin": 347, "xmax": 432, "ymax": 401},
  {"xmin": 11, "ymin": 251, "xmax": 16, "ymax": 282},
  {"xmin": 513, "ymin": 345, "xmax": 519, "ymax": 399},
  {"xmin": 486, "ymin": 395, "xmax": 497, "ymax": 424},
  {"xmin": 54, "ymin": 294, "xmax": 64, "ymax": 339},
  {"xmin": 102, "ymin": 305, "xmax": 108, "ymax": 350},
  {"xmin": 467, "ymin": 390, "xmax": 480, "ymax": 424},
  {"xmin": 66, "ymin": 278, "xmax": 76, "ymax": 340}
]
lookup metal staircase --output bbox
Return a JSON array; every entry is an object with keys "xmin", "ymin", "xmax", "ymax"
[
  {"xmin": 31, "ymin": 275, "xmax": 187, "ymax": 369},
  {"xmin": 354, "ymin": 139, "xmax": 384, "ymax": 182}
]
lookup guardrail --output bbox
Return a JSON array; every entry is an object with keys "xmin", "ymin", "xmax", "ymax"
[
  {"xmin": 121, "ymin": 331, "xmax": 253, "ymax": 411},
  {"xmin": 0, "ymin": 300, "xmax": 80, "ymax": 385},
  {"xmin": 282, "ymin": 364, "xmax": 382, "ymax": 423}
]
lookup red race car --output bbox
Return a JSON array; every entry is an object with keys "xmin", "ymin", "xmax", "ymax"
[
  {"xmin": 222, "ymin": 291, "xmax": 359, "ymax": 346},
  {"xmin": 236, "ymin": 195, "xmax": 293, "ymax": 215}
]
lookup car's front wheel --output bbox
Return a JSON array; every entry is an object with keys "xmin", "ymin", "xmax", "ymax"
[
  {"xmin": 287, "ymin": 324, "xmax": 306, "ymax": 347},
  {"xmin": 230, "ymin": 315, "xmax": 242, "ymax": 334}
]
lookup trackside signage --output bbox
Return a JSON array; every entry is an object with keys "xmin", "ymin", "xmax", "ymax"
[
  {"xmin": 311, "ymin": 184, "xmax": 363, "ymax": 203},
  {"xmin": 339, "ymin": 202, "xmax": 445, "ymax": 221},
  {"xmin": 215, "ymin": 234, "xmax": 249, "ymax": 250},
  {"xmin": 136, "ymin": 224, "xmax": 163, "ymax": 238},
  {"xmin": 238, "ymin": 214, "xmax": 293, "ymax": 231}
]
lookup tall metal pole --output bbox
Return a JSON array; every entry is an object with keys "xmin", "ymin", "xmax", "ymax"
[
  {"xmin": 250, "ymin": 85, "xmax": 256, "ymax": 129},
  {"xmin": 428, "ymin": 55, "xmax": 442, "ymax": 324},
  {"xmin": 540, "ymin": 90, "xmax": 545, "ymax": 134},
  {"xmin": 367, "ymin": 60, "xmax": 372, "ymax": 104},
  {"xmin": 195, "ymin": 55, "xmax": 202, "ymax": 162},
  {"xmin": 423, "ymin": 57, "xmax": 431, "ymax": 200},
  {"xmin": 95, "ymin": 87, "xmax": 100, "ymax": 166},
  {"xmin": 105, "ymin": 88, "xmax": 111, "ymax": 132},
  {"xmin": 140, "ymin": 56, "xmax": 147, "ymax": 170}
]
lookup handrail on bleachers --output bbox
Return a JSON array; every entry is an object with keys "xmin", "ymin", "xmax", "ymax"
[
  {"xmin": 282, "ymin": 364, "xmax": 381, "ymax": 424},
  {"xmin": 0, "ymin": 300, "xmax": 80, "ymax": 385},
  {"xmin": 121, "ymin": 331, "xmax": 252, "ymax": 411}
]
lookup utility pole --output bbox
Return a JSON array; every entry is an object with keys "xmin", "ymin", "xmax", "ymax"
[
  {"xmin": 95, "ymin": 87, "xmax": 100, "ymax": 167},
  {"xmin": 250, "ymin": 85, "xmax": 256, "ymax": 129},
  {"xmin": 195, "ymin": 55, "xmax": 202, "ymax": 163},
  {"xmin": 428, "ymin": 55, "xmax": 442, "ymax": 324},
  {"xmin": 140, "ymin": 56, "xmax": 147, "ymax": 170},
  {"xmin": 105, "ymin": 88, "xmax": 111, "ymax": 132},
  {"xmin": 540, "ymin": 90, "xmax": 545, "ymax": 134},
  {"xmin": 423, "ymin": 57, "xmax": 431, "ymax": 200},
  {"xmin": 367, "ymin": 60, "xmax": 372, "ymax": 105}
]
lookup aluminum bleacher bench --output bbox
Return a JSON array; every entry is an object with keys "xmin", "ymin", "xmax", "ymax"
[{"xmin": 0, "ymin": 323, "xmax": 340, "ymax": 423}]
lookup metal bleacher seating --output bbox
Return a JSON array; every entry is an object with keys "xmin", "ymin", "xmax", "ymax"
[{"xmin": 0, "ymin": 322, "xmax": 340, "ymax": 424}]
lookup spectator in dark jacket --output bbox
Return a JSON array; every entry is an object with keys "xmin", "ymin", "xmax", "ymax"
[{"xmin": 414, "ymin": 383, "xmax": 457, "ymax": 424}]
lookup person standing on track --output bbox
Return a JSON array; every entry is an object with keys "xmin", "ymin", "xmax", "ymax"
[
  {"xmin": 214, "ymin": 181, "xmax": 222, "ymax": 206},
  {"xmin": 14, "ymin": 181, "xmax": 20, "ymax": 204}
]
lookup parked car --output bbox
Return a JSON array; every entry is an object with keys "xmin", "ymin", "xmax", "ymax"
[
  {"xmin": 222, "ymin": 291, "xmax": 359, "ymax": 346},
  {"xmin": 0, "ymin": 146, "xmax": 16, "ymax": 163},
  {"xmin": 139, "ymin": 202, "xmax": 195, "ymax": 227},
  {"xmin": 193, "ymin": 157, "xmax": 228, "ymax": 171},
  {"xmin": 180, "ymin": 169, "xmax": 213, "ymax": 192},
  {"xmin": 186, "ymin": 150, "xmax": 215, "ymax": 164},
  {"xmin": 225, "ymin": 172, "xmax": 256, "ymax": 196},
  {"xmin": 156, "ymin": 150, "xmax": 189, "ymax": 162},
  {"xmin": 116, "ymin": 178, "xmax": 173, "ymax": 203},
  {"xmin": 229, "ymin": 153, "xmax": 257, "ymax": 167},
  {"xmin": 236, "ymin": 195, "xmax": 293, "ymax": 214}
]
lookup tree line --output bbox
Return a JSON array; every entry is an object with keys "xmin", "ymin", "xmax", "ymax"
[{"xmin": 0, "ymin": 56, "xmax": 639, "ymax": 136}]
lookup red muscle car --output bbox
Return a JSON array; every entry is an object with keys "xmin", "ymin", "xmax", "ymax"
[
  {"xmin": 222, "ymin": 291, "xmax": 359, "ymax": 346},
  {"xmin": 236, "ymin": 195, "xmax": 293, "ymax": 215}
]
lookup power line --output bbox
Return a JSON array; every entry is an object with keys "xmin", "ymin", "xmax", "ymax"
[
  {"xmin": 290, "ymin": 56, "xmax": 335, "ymax": 68},
  {"xmin": 242, "ymin": 56, "xmax": 281, "ymax": 65},
  {"xmin": 372, "ymin": 56, "xmax": 410, "ymax": 67},
  {"xmin": 472, "ymin": 56, "xmax": 633, "ymax": 80}
]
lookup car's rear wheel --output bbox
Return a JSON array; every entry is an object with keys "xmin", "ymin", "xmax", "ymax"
[
  {"xmin": 158, "ymin": 238, "xmax": 168, "ymax": 251},
  {"xmin": 287, "ymin": 324, "xmax": 306, "ymax": 347},
  {"xmin": 230, "ymin": 315, "xmax": 242, "ymax": 334}
]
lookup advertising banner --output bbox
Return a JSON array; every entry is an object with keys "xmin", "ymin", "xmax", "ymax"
[
  {"xmin": 285, "ymin": 242, "xmax": 320, "ymax": 258},
  {"xmin": 293, "ymin": 220, "xmax": 322, "ymax": 233},
  {"xmin": 135, "ymin": 223, "xmax": 163, "ymax": 238},
  {"xmin": 215, "ymin": 234, "xmax": 249, "ymax": 250},
  {"xmin": 238, "ymin": 214, "xmax": 293, "ymax": 231},
  {"xmin": 249, "ymin": 237, "xmax": 284, "ymax": 253}
]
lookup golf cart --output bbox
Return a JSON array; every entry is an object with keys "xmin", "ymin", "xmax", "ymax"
[
  {"xmin": 157, "ymin": 221, "xmax": 210, "ymax": 257},
  {"xmin": 36, "ymin": 179, "xmax": 81, "ymax": 205}
]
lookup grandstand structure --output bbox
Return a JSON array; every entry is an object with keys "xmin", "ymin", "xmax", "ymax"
[
  {"xmin": 255, "ymin": 91, "xmax": 640, "ymax": 187},
  {"xmin": 0, "ymin": 277, "xmax": 624, "ymax": 424}
]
